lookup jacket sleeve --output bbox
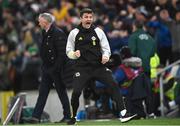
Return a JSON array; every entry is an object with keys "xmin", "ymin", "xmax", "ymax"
[
  {"xmin": 66, "ymin": 29, "xmax": 79, "ymax": 59},
  {"xmin": 95, "ymin": 28, "xmax": 111, "ymax": 58},
  {"xmin": 53, "ymin": 30, "xmax": 67, "ymax": 70},
  {"xmin": 128, "ymin": 35, "xmax": 137, "ymax": 56}
]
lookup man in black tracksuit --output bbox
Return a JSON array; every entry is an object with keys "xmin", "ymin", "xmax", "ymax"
[
  {"xmin": 66, "ymin": 8, "xmax": 136, "ymax": 125},
  {"xmin": 26, "ymin": 13, "xmax": 71, "ymax": 123}
]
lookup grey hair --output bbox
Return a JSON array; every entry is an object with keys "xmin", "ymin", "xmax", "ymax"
[{"xmin": 39, "ymin": 13, "xmax": 55, "ymax": 24}]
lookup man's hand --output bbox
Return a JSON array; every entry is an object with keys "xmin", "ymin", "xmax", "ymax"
[
  {"xmin": 74, "ymin": 50, "xmax": 81, "ymax": 58},
  {"xmin": 101, "ymin": 56, "xmax": 109, "ymax": 64},
  {"xmin": 67, "ymin": 50, "xmax": 81, "ymax": 59}
]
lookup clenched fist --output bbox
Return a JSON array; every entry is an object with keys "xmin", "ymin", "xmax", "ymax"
[
  {"xmin": 74, "ymin": 50, "xmax": 81, "ymax": 58},
  {"xmin": 101, "ymin": 55, "xmax": 109, "ymax": 64}
]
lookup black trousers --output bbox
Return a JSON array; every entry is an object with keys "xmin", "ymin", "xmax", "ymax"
[
  {"xmin": 32, "ymin": 68, "xmax": 71, "ymax": 120},
  {"xmin": 126, "ymin": 73, "xmax": 154, "ymax": 118},
  {"xmin": 71, "ymin": 66, "xmax": 125, "ymax": 117}
]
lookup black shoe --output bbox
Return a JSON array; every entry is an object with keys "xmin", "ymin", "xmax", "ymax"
[
  {"xmin": 120, "ymin": 113, "xmax": 137, "ymax": 123},
  {"xmin": 55, "ymin": 117, "xmax": 70, "ymax": 123},
  {"xmin": 23, "ymin": 117, "xmax": 40, "ymax": 124},
  {"xmin": 67, "ymin": 117, "xmax": 76, "ymax": 125}
]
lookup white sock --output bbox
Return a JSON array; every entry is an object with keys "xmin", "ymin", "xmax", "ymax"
[
  {"xmin": 120, "ymin": 109, "xmax": 127, "ymax": 116},
  {"xmin": 169, "ymin": 100, "xmax": 176, "ymax": 107}
]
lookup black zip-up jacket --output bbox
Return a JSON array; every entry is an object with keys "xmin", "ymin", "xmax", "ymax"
[
  {"xmin": 75, "ymin": 24, "xmax": 101, "ymax": 66},
  {"xmin": 40, "ymin": 24, "xmax": 67, "ymax": 72}
]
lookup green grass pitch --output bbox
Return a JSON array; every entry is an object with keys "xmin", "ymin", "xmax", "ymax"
[{"xmin": 3, "ymin": 117, "xmax": 180, "ymax": 126}]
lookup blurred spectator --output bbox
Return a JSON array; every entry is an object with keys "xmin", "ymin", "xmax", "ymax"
[
  {"xmin": 52, "ymin": 0, "xmax": 73, "ymax": 22},
  {"xmin": 128, "ymin": 20, "xmax": 156, "ymax": 118},
  {"xmin": 152, "ymin": 72, "xmax": 179, "ymax": 116},
  {"xmin": 135, "ymin": 6, "xmax": 149, "ymax": 22},
  {"xmin": 150, "ymin": 53, "xmax": 160, "ymax": 79},
  {"xmin": 0, "ymin": 43, "xmax": 11, "ymax": 91},
  {"xmin": 169, "ymin": 79, "xmax": 180, "ymax": 116},
  {"xmin": 128, "ymin": 20, "xmax": 156, "ymax": 77},
  {"xmin": 115, "ymin": 46, "xmax": 154, "ymax": 119},
  {"xmin": 147, "ymin": 9, "xmax": 173, "ymax": 66},
  {"xmin": 165, "ymin": 10, "xmax": 180, "ymax": 62},
  {"xmin": 108, "ymin": 21, "xmax": 131, "ymax": 54},
  {"xmin": 0, "ymin": 0, "xmax": 3, "ymax": 25}
]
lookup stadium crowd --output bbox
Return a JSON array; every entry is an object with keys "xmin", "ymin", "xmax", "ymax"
[{"xmin": 0, "ymin": 0, "xmax": 180, "ymax": 122}]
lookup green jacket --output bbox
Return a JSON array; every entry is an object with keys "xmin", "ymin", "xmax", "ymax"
[{"xmin": 128, "ymin": 29, "xmax": 156, "ymax": 73}]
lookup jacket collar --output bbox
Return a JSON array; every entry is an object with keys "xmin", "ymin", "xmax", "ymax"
[
  {"xmin": 77, "ymin": 23, "xmax": 95, "ymax": 33},
  {"xmin": 42, "ymin": 23, "xmax": 55, "ymax": 36}
]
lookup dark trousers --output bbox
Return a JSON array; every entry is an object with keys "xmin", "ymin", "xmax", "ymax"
[
  {"xmin": 175, "ymin": 96, "xmax": 180, "ymax": 105},
  {"xmin": 158, "ymin": 46, "xmax": 173, "ymax": 66},
  {"xmin": 32, "ymin": 69, "xmax": 71, "ymax": 120},
  {"xmin": 126, "ymin": 98, "xmax": 146, "ymax": 118},
  {"xmin": 126, "ymin": 73, "xmax": 154, "ymax": 118},
  {"xmin": 71, "ymin": 66, "xmax": 125, "ymax": 118},
  {"xmin": 144, "ymin": 72, "xmax": 154, "ymax": 115}
]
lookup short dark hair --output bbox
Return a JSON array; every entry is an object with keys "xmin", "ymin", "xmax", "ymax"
[
  {"xmin": 133, "ymin": 20, "xmax": 144, "ymax": 29},
  {"xmin": 80, "ymin": 8, "xmax": 93, "ymax": 17}
]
